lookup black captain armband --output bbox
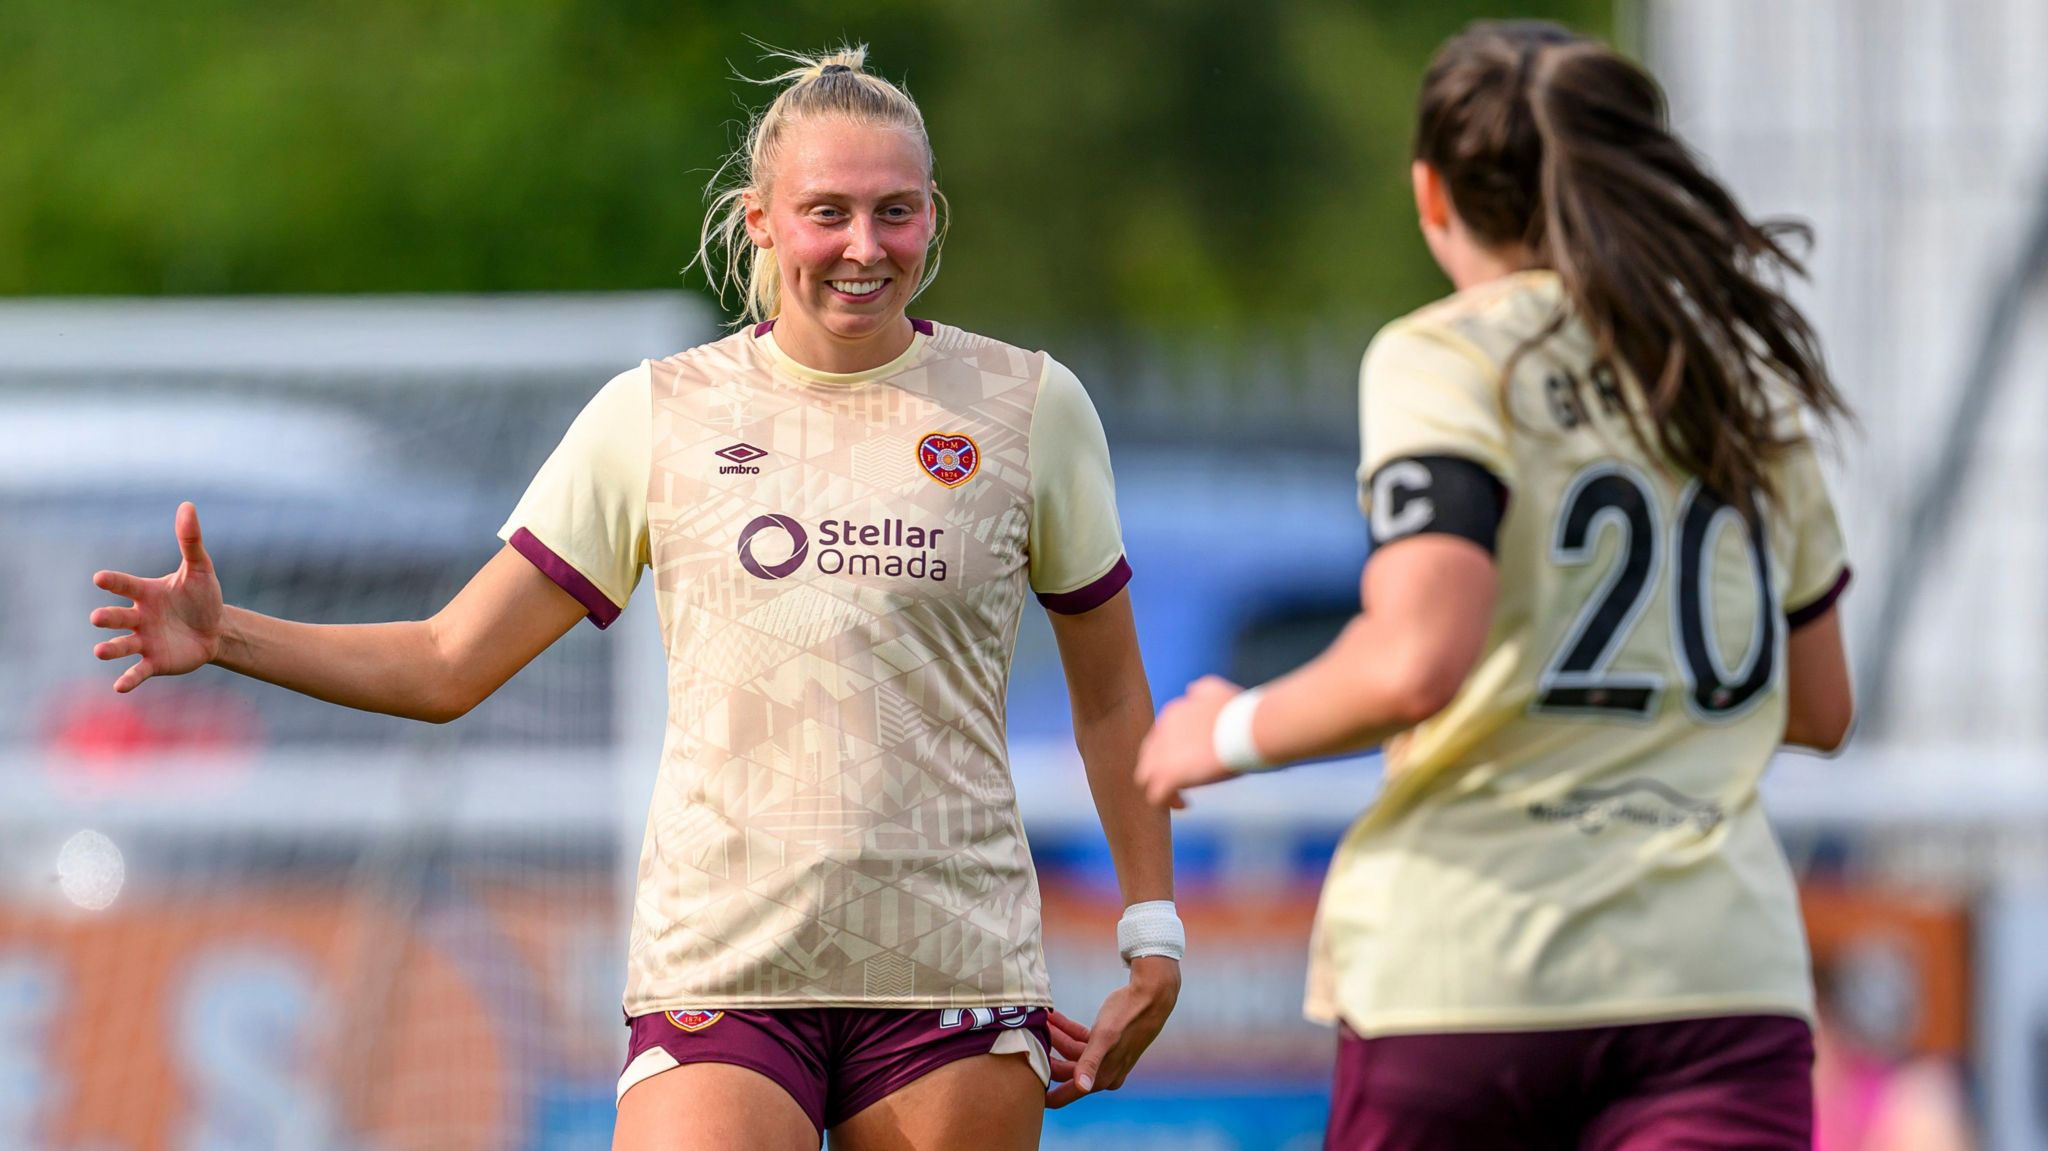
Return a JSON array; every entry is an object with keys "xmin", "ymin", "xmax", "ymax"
[{"xmin": 1365, "ymin": 455, "xmax": 1507, "ymax": 552}]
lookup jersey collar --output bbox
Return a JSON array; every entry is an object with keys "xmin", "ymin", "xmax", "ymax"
[{"xmin": 753, "ymin": 317, "xmax": 933, "ymax": 388}]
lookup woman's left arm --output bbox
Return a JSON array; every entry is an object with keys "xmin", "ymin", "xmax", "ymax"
[{"xmin": 1042, "ymin": 588, "xmax": 1180, "ymax": 1108}]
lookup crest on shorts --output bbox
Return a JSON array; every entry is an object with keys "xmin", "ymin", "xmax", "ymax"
[
  {"xmin": 918, "ymin": 433, "xmax": 980, "ymax": 488},
  {"xmin": 665, "ymin": 1009, "xmax": 725, "ymax": 1033}
]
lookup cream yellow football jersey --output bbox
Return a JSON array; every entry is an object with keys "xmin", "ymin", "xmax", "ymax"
[
  {"xmin": 501, "ymin": 319, "xmax": 1130, "ymax": 1014},
  {"xmin": 1306, "ymin": 271, "xmax": 1849, "ymax": 1036}
]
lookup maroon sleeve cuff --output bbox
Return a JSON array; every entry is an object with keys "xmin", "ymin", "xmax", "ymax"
[
  {"xmin": 1786, "ymin": 567, "xmax": 1851, "ymax": 631},
  {"xmin": 508, "ymin": 527, "xmax": 623, "ymax": 629},
  {"xmin": 1036, "ymin": 556, "xmax": 1133, "ymax": 615}
]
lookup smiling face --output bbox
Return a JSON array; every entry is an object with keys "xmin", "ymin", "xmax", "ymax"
[{"xmin": 744, "ymin": 117, "xmax": 937, "ymax": 371}]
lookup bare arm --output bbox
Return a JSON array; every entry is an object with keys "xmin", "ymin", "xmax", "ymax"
[
  {"xmin": 1136, "ymin": 535, "xmax": 1496, "ymax": 805},
  {"xmin": 1047, "ymin": 589, "xmax": 1172, "ymax": 904},
  {"xmin": 1783, "ymin": 604, "xmax": 1853, "ymax": 754},
  {"xmin": 1254, "ymin": 535, "xmax": 1496, "ymax": 763},
  {"xmin": 92, "ymin": 502, "xmax": 589, "ymax": 723},
  {"xmin": 1042, "ymin": 588, "xmax": 1178, "ymax": 1108}
]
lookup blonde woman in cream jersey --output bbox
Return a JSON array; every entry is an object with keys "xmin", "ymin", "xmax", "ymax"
[
  {"xmin": 1139, "ymin": 21, "xmax": 1854, "ymax": 1151},
  {"xmin": 88, "ymin": 47, "xmax": 1180, "ymax": 1151}
]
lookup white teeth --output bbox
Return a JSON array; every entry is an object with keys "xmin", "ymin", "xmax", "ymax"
[{"xmin": 830, "ymin": 279, "xmax": 885, "ymax": 295}]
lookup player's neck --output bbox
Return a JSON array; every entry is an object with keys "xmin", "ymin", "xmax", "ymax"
[
  {"xmin": 1445, "ymin": 242, "xmax": 1546, "ymax": 292},
  {"xmin": 769, "ymin": 313, "xmax": 917, "ymax": 375}
]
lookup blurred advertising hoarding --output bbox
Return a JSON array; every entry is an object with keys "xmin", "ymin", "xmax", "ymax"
[
  {"xmin": 0, "ymin": 862, "xmax": 1332, "ymax": 1151},
  {"xmin": 1, "ymin": 860, "xmax": 1987, "ymax": 1151},
  {"xmin": 0, "ymin": 877, "xmax": 621, "ymax": 1151}
]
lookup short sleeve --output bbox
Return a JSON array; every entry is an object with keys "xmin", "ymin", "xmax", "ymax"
[
  {"xmin": 1358, "ymin": 320, "xmax": 1512, "ymax": 517},
  {"xmin": 497, "ymin": 364, "xmax": 653, "ymax": 629},
  {"xmin": 1773, "ymin": 423, "xmax": 1851, "ymax": 627},
  {"xmin": 1027, "ymin": 356, "xmax": 1132, "ymax": 614}
]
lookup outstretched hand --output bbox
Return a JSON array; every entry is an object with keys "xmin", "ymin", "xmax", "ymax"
[
  {"xmin": 90, "ymin": 502, "xmax": 225, "ymax": 692},
  {"xmin": 1044, "ymin": 955, "xmax": 1179, "ymax": 1108}
]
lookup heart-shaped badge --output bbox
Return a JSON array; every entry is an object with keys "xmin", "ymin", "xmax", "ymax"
[{"xmin": 918, "ymin": 433, "xmax": 980, "ymax": 488}]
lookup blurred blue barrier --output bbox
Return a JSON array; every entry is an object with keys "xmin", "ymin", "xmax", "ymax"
[{"xmin": 1042, "ymin": 1080, "xmax": 1331, "ymax": 1151}]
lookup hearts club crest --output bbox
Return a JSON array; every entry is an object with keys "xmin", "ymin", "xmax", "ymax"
[
  {"xmin": 664, "ymin": 1009, "xmax": 724, "ymax": 1033},
  {"xmin": 919, "ymin": 433, "xmax": 980, "ymax": 488}
]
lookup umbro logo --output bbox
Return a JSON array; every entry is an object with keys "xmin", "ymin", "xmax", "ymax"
[{"xmin": 716, "ymin": 442, "xmax": 767, "ymax": 474}]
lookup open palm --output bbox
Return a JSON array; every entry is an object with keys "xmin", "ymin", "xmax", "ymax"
[{"xmin": 90, "ymin": 502, "xmax": 225, "ymax": 693}]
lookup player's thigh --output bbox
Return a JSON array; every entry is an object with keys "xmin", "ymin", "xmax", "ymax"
[
  {"xmin": 827, "ymin": 1052, "xmax": 1044, "ymax": 1151},
  {"xmin": 615, "ymin": 1062, "xmax": 818, "ymax": 1151}
]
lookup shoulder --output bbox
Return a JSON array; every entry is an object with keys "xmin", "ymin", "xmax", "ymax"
[
  {"xmin": 1755, "ymin": 368, "xmax": 1828, "ymax": 443},
  {"xmin": 571, "ymin": 360, "xmax": 655, "ymax": 420},
  {"xmin": 1374, "ymin": 270, "xmax": 1573, "ymax": 375},
  {"xmin": 919, "ymin": 320, "xmax": 1046, "ymax": 383},
  {"xmin": 1029, "ymin": 354, "xmax": 1102, "ymax": 428},
  {"xmin": 663, "ymin": 326, "xmax": 758, "ymax": 362},
  {"xmin": 1359, "ymin": 298, "xmax": 1520, "ymax": 472},
  {"xmin": 1364, "ymin": 310, "xmax": 1498, "ymax": 392},
  {"xmin": 1409, "ymin": 270, "xmax": 1548, "ymax": 327}
]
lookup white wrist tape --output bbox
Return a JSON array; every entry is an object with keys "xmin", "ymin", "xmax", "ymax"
[
  {"xmin": 1116, "ymin": 900, "xmax": 1185, "ymax": 964},
  {"xmin": 1212, "ymin": 686, "xmax": 1277, "ymax": 774}
]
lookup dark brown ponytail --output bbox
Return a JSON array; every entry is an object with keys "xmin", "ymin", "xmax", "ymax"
[{"xmin": 1415, "ymin": 21, "xmax": 1850, "ymax": 509}]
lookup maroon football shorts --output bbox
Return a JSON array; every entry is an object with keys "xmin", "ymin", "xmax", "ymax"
[
  {"xmin": 1325, "ymin": 1013, "xmax": 1814, "ymax": 1151},
  {"xmin": 618, "ymin": 1005, "xmax": 1052, "ymax": 1135}
]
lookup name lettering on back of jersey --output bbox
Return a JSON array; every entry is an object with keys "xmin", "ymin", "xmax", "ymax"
[
  {"xmin": 919, "ymin": 432, "xmax": 980, "ymax": 487},
  {"xmin": 736, "ymin": 514, "xmax": 950, "ymax": 583},
  {"xmin": 715, "ymin": 442, "xmax": 768, "ymax": 475},
  {"xmin": 1543, "ymin": 364, "xmax": 1630, "ymax": 431}
]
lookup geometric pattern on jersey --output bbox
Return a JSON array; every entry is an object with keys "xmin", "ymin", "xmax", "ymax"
[
  {"xmin": 1307, "ymin": 271, "xmax": 1849, "ymax": 1038},
  {"xmin": 502, "ymin": 321, "xmax": 1129, "ymax": 1015}
]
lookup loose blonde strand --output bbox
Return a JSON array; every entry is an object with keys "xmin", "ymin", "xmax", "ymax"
[{"xmin": 911, "ymin": 186, "xmax": 952, "ymax": 305}]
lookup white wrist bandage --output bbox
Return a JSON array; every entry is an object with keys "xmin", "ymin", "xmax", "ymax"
[
  {"xmin": 1116, "ymin": 900, "xmax": 1185, "ymax": 965},
  {"xmin": 1212, "ymin": 686, "xmax": 1277, "ymax": 774}
]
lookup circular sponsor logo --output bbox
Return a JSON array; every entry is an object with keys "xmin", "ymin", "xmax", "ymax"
[{"xmin": 737, "ymin": 513, "xmax": 808, "ymax": 580}]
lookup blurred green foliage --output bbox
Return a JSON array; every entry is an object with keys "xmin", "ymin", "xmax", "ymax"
[{"xmin": 3, "ymin": 0, "xmax": 1608, "ymax": 340}]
